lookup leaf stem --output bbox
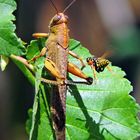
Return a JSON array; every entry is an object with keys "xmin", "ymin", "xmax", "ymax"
[
  {"xmin": 10, "ymin": 54, "xmax": 35, "ymax": 72},
  {"xmin": 10, "ymin": 54, "xmax": 35, "ymax": 85}
]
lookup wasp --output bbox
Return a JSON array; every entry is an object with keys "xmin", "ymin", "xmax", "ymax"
[{"xmin": 86, "ymin": 52, "xmax": 112, "ymax": 80}]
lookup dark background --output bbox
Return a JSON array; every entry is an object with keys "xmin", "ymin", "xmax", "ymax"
[{"xmin": 0, "ymin": 0, "xmax": 140, "ymax": 139}]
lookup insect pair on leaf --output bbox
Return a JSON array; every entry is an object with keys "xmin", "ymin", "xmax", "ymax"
[
  {"xmin": 29, "ymin": 31, "xmax": 112, "ymax": 86},
  {"xmin": 27, "ymin": 0, "xmax": 112, "ymax": 86}
]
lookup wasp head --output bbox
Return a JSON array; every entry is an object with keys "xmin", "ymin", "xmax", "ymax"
[{"xmin": 86, "ymin": 57, "xmax": 95, "ymax": 66}]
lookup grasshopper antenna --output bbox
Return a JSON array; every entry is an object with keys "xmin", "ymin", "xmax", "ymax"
[
  {"xmin": 63, "ymin": 0, "xmax": 76, "ymax": 13},
  {"xmin": 49, "ymin": 0, "xmax": 59, "ymax": 14}
]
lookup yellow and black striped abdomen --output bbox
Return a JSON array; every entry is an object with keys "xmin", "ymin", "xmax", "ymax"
[{"xmin": 94, "ymin": 58, "xmax": 110, "ymax": 73}]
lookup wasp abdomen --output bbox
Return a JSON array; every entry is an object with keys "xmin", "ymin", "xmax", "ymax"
[{"xmin": 94, "ymin": 58, "xmax": 110, "ymax": 73}]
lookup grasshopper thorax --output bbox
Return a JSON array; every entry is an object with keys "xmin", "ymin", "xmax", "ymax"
[{"xmin": 49, "ymin": 13, "xmax": 68, "ymax": 27}]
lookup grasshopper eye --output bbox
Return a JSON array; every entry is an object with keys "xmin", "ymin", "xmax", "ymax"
[{"xmin": 53, "ymin": 15, "xmax": 62, "ymax": 23}]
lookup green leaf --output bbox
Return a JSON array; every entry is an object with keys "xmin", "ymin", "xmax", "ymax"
[
  {"xmin": 11, "ymin": 57, "xmax": 35, "ymax": 85},
  {"xmin": 26, "ymin": 38, "xmax": 46, "ymax": 60},
  {"xmin": 66, "ymin": 39, "xmax": 140, "ymax": 140},
  {"xmin": 0, "ymin": 55, "xmax": 9, "ymax": 71},
  {"xmin": 0, "ymin": 0, "xmax": 26, "ymax": 56},
  {"xmin": 26, "ymin": 39, "xmax": 140, "ymax": 140},
  {"xmin": 29, "ymin": 57, "xmax": 45, "ymax": 140},
  {"xmin": 26, "ymin": 86, "xmax": 54, "ymax": 140},
  {"xmin": 26, "ymin": 55, "xmax": 54, "ymax": 140}
]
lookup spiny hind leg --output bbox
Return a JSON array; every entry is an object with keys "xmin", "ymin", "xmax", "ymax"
[
  {"xmin": 43, "ymin": 60, "xmax": 93, "ymax": 85},
  {"xmin": 68, "ymin": 51, "xmax": 85, "ymax": 69},
  {"xmin": 68, "ymin": 62, "xmax": 93, "ymax": 85}
]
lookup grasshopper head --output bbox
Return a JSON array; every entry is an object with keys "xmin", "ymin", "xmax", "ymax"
[{"xmin": 49, "ymin": 13, "xmax": 68, "ymax": 27}]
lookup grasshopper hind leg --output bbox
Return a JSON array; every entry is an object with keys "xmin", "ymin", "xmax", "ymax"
[
  {"xmin": 68, "ymin": 62, "xmax": 93, "ymax": 85},
  {"xmin": 43, "ymin": 60, "xmax": 93, "ymax": 85},
  {"xmin": 37, "ymin": 57, "xmax": 66, "ymax": 85}
]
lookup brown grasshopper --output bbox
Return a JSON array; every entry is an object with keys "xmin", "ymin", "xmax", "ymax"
[{"xmin": 28, "ymin": 0, "xmax": 93, "ymax": 139}]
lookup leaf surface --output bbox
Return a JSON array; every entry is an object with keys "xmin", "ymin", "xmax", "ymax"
[
  {"xmin": 26, "ymin": 39, "xmax": 140, "ymax": 140},
  {"xmin": 0, "ymin": 55, "xmax": 9, "ymax": 71},
  {"xmin": 26, "ymin": 40, "xmax": 54, "ymax": 140},
  {"xmin": 66, "ymin": 39, "xmax": 140, "ymax": 140},
  {"xmin": 0, "ymin": 0, "xmax": 25, "ymax": 56}
]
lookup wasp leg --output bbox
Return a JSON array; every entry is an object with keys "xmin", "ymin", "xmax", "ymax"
[
  {"xmin": 106, "ymin": 66, "xmax": 112, "ymax": 72},
  {"xmin": 68, "ymin": 62, "xmax": 93, "ymax": 85},
  {"xmin": 106, "ymin": 65, "xmax": 115, "ymax": 76},
  {"xmin": 90, "ymin": 65, "xmax": 97, "ymax": 83},
  {"xmin": 68, "ymin": 51, "xmax": 85, "ymax": 69}
]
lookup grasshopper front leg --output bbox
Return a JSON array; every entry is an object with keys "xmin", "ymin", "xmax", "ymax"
[
  {"xmin": 31, "ymin": 33, "xmax": 86, "ymax": 69},
  {"xmin": 28, "ymin": 47, "xmax": 47, "ymax": 63},
  {"xmin": 27, "ymin": 32, "xmax": 65, "ymax": 85},
  {"xmin": 28, "ymin": 33, "xmax": 49, "ymax": 62}
]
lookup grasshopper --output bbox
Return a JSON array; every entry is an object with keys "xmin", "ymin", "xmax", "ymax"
[{"xmin": 28, "ymin": 0, "xmax": 93, "ymax": 139}]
